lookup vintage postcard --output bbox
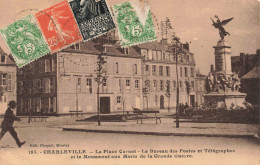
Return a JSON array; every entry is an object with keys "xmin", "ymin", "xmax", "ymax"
[
  {"xmin": 0, "ymin": 15, "xmax": 50, "ymax": 68},
  {"xmin": 69, "ymin": 0, "xmax": 116, "ymax": 41},
  {"xmin": 35, "ymin": 0, "xmax": 83, "ymax": 53},
  {"xmin": 0, "ymin": 0, "xmax": 259, "ymax": 165}
]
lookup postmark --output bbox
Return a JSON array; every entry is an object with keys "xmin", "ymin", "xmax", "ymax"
[
  {"xmin": 69, "ymin": 0, "xmax": 116, "ymax": 41},
  {"xmin": 0, "ymin": 15, "xmax": 50, "ymax": 68},
  {"xmin": 35, "ymin": 1, "xmax": 83, "ymax": 53},
  {"xmin": 113, "ymin": 1, "xmax": 157, "ymax": 47}
]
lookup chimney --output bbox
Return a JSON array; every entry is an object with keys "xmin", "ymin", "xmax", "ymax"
[
  {"xmin": 257, "ymin": 49, "xmax": 260, "ymax": 66},
  {"xmin": 161, "ymin": 39, "xmax": 168, "ymax": 45},
  {"xmin": 183, "ymin": 43, "xmax": 189, "ymax": 51},
  {"xmin": 210, "ymin": 64, "xmax": 214, "ymax": 72},
  {"xmin": 240, "ymin": 53, "xmax": 245, "ymax": 63},
  {"xmin": 103, "ymin": 45, "xmax": 107, "ymax": 53}
]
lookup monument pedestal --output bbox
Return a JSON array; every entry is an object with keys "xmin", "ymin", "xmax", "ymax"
[
  {"xmin": 204, "ymin": 92, "xmax": 247, "ymax": 109},
  {"xmin": 213, "ymin": 39, "xmax": 232, "ymax": 75}
]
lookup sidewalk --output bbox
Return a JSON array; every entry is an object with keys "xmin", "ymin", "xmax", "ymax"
[
  {"xmin": 63, "ymin": 118, "xmax": 260, "ymax": 138},
  {"xmin": 2, "ymin": 115, "xmax": 258, "ymax": 138}
]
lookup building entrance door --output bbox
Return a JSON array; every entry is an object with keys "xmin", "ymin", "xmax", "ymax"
[
  {"xmin": 190, "ymin": 95, "xmax": 195, "ymax": 107},
  {"xmin": 160, "ymin": 95, "xmax": 164, "ymax": 109},
  {"xmin": 100, "ymin": 97, "xmax": 110, "ymax": 114}
]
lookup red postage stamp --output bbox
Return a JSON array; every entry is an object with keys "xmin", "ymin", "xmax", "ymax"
[{"xmin": 35, "ymin": 0, "xmax": 82, "ymax": 53}]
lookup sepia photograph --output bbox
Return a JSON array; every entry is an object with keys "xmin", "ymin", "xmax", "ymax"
[{"xmin": 0, "ymin": 0, "xmax": 259, "ymax": 164}]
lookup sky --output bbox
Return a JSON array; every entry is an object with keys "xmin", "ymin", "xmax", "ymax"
[{"xmin": 0, "ymin": 0, "xmax": 259, "ymax": 74}]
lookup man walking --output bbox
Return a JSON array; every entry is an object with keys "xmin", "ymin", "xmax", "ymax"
[{"xmin": 0, "ymin": 101, "xmax": 25, "ymax": 148}]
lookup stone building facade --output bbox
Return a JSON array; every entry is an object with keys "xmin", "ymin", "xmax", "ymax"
[
  {"xmin": 0, "ymin": 47, "xmax": 17, "ymax": 114},
  {"xmin": 17, "ymin": 41, "xmax": 143, "ymax": 115},
  {"xmin": 136, "ymin": 41, "xmax": 196, "ymax": 110}
]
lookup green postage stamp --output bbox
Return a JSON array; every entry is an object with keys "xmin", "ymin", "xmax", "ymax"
[
  {"xmin": 0, "ymin": 15, "xmax": 50, "ymax": 67},
  {"xmin": 113, "ymin": 1, "xmax": 157, "ymax": 47}
]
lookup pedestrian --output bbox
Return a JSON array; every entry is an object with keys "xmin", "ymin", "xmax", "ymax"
[
  {"xmin": 0, "ymin": 101, "xmax": 25, "ymax": 148},
  {"xmin": 184, "ymin": 102, "xmax": 189, "ymax": 114}
]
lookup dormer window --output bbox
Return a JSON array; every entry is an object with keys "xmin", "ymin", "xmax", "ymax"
[
  {"xmin": 124, "ymin": 47, "xmax": 129, "ymax": 55},
  {"xmin": 70, "ymin": 43, "xmax": 80, "ymax": 50},
  {"xmin": 1, "ymin": 55, "xmax": 6, "ymax": 63}
]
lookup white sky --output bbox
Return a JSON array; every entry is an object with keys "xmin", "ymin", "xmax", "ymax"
[{"xmin": 0, "ymin": 0, "xmax": 259, "ymax": 74}]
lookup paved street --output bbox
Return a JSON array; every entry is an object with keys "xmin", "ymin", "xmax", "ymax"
[{"xmin": 0, "ymin": 126, "xmax": 260, "ymax": 165}]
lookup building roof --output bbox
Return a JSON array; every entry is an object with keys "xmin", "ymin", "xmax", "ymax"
[
  {"xmin": 137, "ymin": 41, "xmax": 193, "ymax": 54},
  {"xmin": 0, "ymin": 46, "xmax": 16, "ymax": 65},
  {"xmin": 241, "ymin": 66, "xmax": 260, "ymax": 79},
  {"xmin": 62, "ymin": 40, "xmax": 142, "ymax": 58},
  {"xmin": 137, "ymin": 41, "xmax": 171, "ymax": 51}
]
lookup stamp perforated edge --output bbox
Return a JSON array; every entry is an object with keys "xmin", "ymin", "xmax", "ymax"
[
  {"xmin": 0, "ymin": 14, "xmax": 51, "ymax": 68},
  {"xmin": 111, "ymin": 2, "xmax": 157, "ymax": 48},
  {"xmin": 34, "ymin": 0, "xmax": 83, "ymax": 54},
  {"xmin": 68, "ymin": 0, "xmax": 116, "ymax": 43}
]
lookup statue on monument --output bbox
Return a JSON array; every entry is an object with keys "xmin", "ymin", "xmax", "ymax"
[{"xmin": 211, "ymin": 15, "xmax": 233, "ymax": 39}]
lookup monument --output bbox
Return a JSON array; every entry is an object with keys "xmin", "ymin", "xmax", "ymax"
[{"xmin": 204, "ymin": 15, "xmax": 247, "ymax": 109}]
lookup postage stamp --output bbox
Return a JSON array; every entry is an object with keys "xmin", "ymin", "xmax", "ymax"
[
  {"xmin": 0, "ymin": 15, "xmax": 50, "ymax": 68},
  {"xmin": 113, "ymin": 1, "xmax": 157, "ymax": 47},
  {"xmin": 69, "ymin": 0, "xmax": 116, "ymax": 41},
  {"xmin": 35, "ymin": 0, "xmax": 83, "ymax": 53}
]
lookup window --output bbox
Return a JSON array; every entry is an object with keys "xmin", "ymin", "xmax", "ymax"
[
  {"xmin": 166, "ymin": 81, "xmax": 170, "ymax": 91},
  {"xmin": 162, "ymin": 53, "xmax": 165, "ymax": 61},
  {"xmin": 160, "ymin": 80, "xmax": 164, "ymax": 91},
  {"xmin": 152, "ymin": 65, "xmax": 156, "ymax": 76},
  {"xmin": 86, "ymin": 78, "xmax": 92, "ymax": 93},
  {"xmin": 39, "ymin": 61, "xmax": 45, "ymax": 73},
  {"xmin": 191, "ymin": 68, "xmax": 194, "ymax": 78},
  {"xmin": 45, "ymin": 59, "xmax": 51, "ymax": 72},
  {"xmin": 153, "ymin": 80, "xmax": 157, "ymax": 90},
  {"xmin": 1, "ymin": 73, "xmax": 7, "ymax": 85},
  {"xmin": 70, "ymin": 43, "xmax": 80, "ymax": 50},
  {"xmin": 179, "ymin": 81, "xmax": 182, "ymax": 88},
  {"xmin": 1, "ymin": 55, "xmax": 5, "ymax": 63},
  {"xmin": 133, "ymin": 64, "xmax": 137, "ymax": 75},
  {"xmin": 77, "ymin": 78, "xmax": 81, "ymax": 92},
  {"xmin": 145, "ymin": 80, "xmax": 150, "ymax": 89},
  {"xmin": 180, "ymin": 67, "xmax": 183, "ymax": 77},
  {"xmin": 135, "ymin": 80, "xmax": 139, "ymax": 89},
  {"xmin": 185, "ymin": 67, "xmax": 188, "ymax": 77},
  {"xmin": 50, "ymin": 77, "xmax": 55, "ymax": 93},
  {"xmin": 187, "ymin": 55, "xmax": 190, "ymax": 62},
  {"xmin": 52, "ymin": 58, "xmax": 56, "ymax": 72},
  {"xmin": 191, "ymin": 81, "xmax": 194, "ymax": 90},
  {"xmin": 75, "ymin": 43, "xmax": 80, "ymax": 50},
  {"xmin": 159, "ymin": 66, "xmax": 163, "ymax": 76},
  {"xmin": 124, "ymin": 48, "xmax": 129, "ymax": 54},
  {"xmin": 157, "ymin": 51, "xmax": 162, "ymax": 60},
  {"xmin": 166, "ymin": 66, "xmax": 170, "ymax": 77},
  {"xmin": 173, "ymin": 81, "xmax": 176, "ymax": 88},
  {"xmin": 102, "ymin": 79, "xmax": 106, "ymax": 86},
  {"xmin": 86, "ymin": 78, "xmax": 92, "ymax": 86},
  {"xmin": 116, "ymin": 62, "xmax": 119, "ymax": 74},
  {"xmin": 152, "ymin": 50, "xmax": 157, "ymax": 60},
  {"xmin": 126, "ymin": 79, "xmax": 130, "ymax": 88},
  {"xmin": 7, "ymin": 74, "xmax": 12, "ymax": 91},
  {"xmin": 117, "ymin": 96, "xmax": 121, "ymax": 104},
  {"xmin": 145, "ymin": 65, "xmax": 149, "ymax": 71},
  {"xmin": 44, "ymin": 78, "xmax": 50, "ymax": 93}
]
